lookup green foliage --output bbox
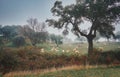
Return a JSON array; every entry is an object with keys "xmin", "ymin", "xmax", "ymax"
[
  {"xmin": 50, "ymin": 34, "xmax": 63, "ymax": 46},
  {"xmin": 0, "ymin": 37, "xmax": 3, "ymax": 46},
  {"xmin": 47, "ymin": 0, "xmax": 120, "ymax": 38},
  {"xmin": 46, "ymin": 0, "xmax": 120, "ymax": 56},
  {"xmin": 115, "ymin": 31, "xmax": 120, "ymax": 41},
  {"xmin": 94, "ymin": 32, "xmax": 101, "ymax": 41},
  {"xmin": 0, "ymin": 25, "xmax": 21, "ymax": 47},
  {"xmin": 1, "ymin": 25, "xmax": 19, "ymax": 40},
  {"xmin": 12, "ymin": 36, "xmax": 26, "ymax": 47},
  {"xmin": 19, "ymin": 18, "xmax": 49, "ymax": 46}
]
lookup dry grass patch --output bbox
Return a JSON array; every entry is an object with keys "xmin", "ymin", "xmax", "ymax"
[{"xmin": 3, "ymin": 65, "xmax": 109, "ymax": 77}]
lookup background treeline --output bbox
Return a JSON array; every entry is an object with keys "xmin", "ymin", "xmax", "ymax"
[{"xmin": 0, "ymin": 18, "xmax": 64, "ymax": 48}]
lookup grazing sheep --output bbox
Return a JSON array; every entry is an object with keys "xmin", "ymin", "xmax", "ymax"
[
  {"xmin": 51, "ymin": 47, "xmax": 59, "ymax": 52},
  {"xmin": 41, "ymin": 48, "xmax": 44, "ymax": 52},
  {"xmin": 73, "ymin": 48, "xmax": 76, "ymax": 51},
  {"xmin": 66, "ymin": 50, "xmax": 70, "ymax": 52},
  {"xmin": 55, "ymin": 48, "xmax": 59, "ymax": 52},
  {"xmin": 62, "ymin": 50, "xmax": 65, "ymax": 52},
  {"xmin": 73, "ymin": 47, "xmax": 78, "ymax": 52},
  {"xmin": 75, "ymin": 50, "xmax": 79, "ymax": 53},
  {"xmin": 51, "ymin": 47, "xmax": 55, "ymax": 51},
  {"xmin": 98, "ymin": 47, "xmax": 103, "ymax": 51}
]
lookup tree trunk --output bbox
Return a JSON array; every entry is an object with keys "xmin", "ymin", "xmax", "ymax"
[
  {"xmin": 87, "ymin": 38, "xmax": 93, "ymax": 57},
  {"xmin": 86, "ymin": 37, "xmax": 94, "ymax": 65}
]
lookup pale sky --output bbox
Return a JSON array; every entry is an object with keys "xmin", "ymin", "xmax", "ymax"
[
  {"xmin": 0, "ymin": 0, "xmax": 119, "ymax": 40},
  {"xmin": 0, "ymin": 0, "xmax": 77, "ymax": 40},
  {"xmin": 0, "ymin": 0, "xmax": 75, "ymax": 25}
]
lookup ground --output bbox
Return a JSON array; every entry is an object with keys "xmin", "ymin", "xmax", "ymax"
[{"xmin": 4, "ymin": 65, "xmax": 120, "ymax": 77}]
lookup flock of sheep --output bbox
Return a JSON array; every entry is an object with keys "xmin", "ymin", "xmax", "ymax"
[{"xmin": 40, "ymin": 47, "xmax": 81, "ymax": 54}]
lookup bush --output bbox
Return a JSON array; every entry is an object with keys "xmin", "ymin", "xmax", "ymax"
[
  {"xmin": 12, "ymin": 36, "xmax": 26, "ymax": 47},
  {"xmin": 1, "ymin": 47, "xmax": 120, "ymax": 74},
  {"xmin": 0, "ymin": 49, "xmax": 19, "ymax": 75}
]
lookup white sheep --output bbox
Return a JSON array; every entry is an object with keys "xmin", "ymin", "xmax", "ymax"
[
  {"xmin": 66, "ymin": 50, "xmax": 70, "ymax": 52},
  {"xmin": 73, "ymin": 48, "xmax": 77, "ymax": 52},
  {"xmin": 51, "ymin": 47, "xmax": 55, "ymax": 51},
  {"xmin": 75, "ymin": 50, "xmax": 79, "ymax": 53},
  {"xmin": 55, "ymin": 48, "xmax": 59, "ymax": 52},
  {"xmin": 62, "ymin": 50, "xmax": 65, "ymax": 52},
  {"xmin": 98, "ymin": 47, "xmax": 103, "ymax": 51},
  {"xmin": 41, "ymin": 48, "xmax": 44, "ymax": 52}
]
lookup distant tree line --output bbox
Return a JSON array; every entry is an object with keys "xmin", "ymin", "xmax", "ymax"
[{"xmin": 0, "ymin": 18, "xmax": 63, "ymax": 47}]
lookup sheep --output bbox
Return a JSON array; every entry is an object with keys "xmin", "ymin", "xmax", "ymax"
[
  {"xmin": 98, "ymin": 47, "xmax": 103, "ymax": 51},
  {"xmin": 62, "ymin": 50, "xmax": 65, "ymax": 52},
  {"xmin": 75, "ymin": 50, "xmax": 79, "ymax": 53},
  {"xmin": 51, "ymin": 47, "xmax": 55, "ymax": 51},
  {"xmin": 55, "ymin": 48, "xmax": 59, "ymax": 52},
  {"xmin": 41, "ymin": 48, "xmax": 44, "ymax": 52},
  {"xmin": 73, "ymin": 47, "xmax": 78, "ymax": 52},
  {"xmin": 66, "ymin": 50, "xmax": 70, "ymax": 53}
]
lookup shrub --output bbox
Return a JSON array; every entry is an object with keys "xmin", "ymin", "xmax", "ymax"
[
  {"xmin": 12, "ymin": 36, "xmax": 26, "ymax": 47},
  {"xmin": 0, "ymin": 50, "xmax": 19, "ymax": 75}
]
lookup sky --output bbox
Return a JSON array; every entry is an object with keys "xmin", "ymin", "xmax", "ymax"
[
  {"xmin": 0, "ymin": 0, "xmax": 77, "ymax": 40},
  {"xmin": 0, "ymin": 0, "xmax": 119, "ymax": 40},
  {"xmin": 0, "ymin": 0, "xmax": 75, "ymax": 25}
]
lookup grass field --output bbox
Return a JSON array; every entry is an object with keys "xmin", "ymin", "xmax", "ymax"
[
  {"xmin": 37, "ymin": 42, "xmax": 120, "ymax": 55},
  {"xmin": 38, "ymin": 67, "xmax": 120, "ymax": 77},
  {"xmin": 4, "ymin": 65, "xmax": 120, "ymax": 77}
]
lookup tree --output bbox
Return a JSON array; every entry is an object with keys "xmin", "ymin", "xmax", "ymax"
[
  {"xmin": 12, "ymin": 36, "xmax": 26, "ymax": 47},
  {"xmin": 75, "ymin": 36, "xmax": 86, "ymax": 42},
  {"xmin": 0, "ymin": 25, "xmax": 3, "ymax": 46},
  {"xmin": 27, "ymin": 18, "xmax": 46, "ymax": 32},
  {"xmin": 1, "ymin": 26, "xmax": 18, "ymax": 40},
  {"xmin": 115, "ymin": 31, "xmax": 120, "ymax": 41},
  {"xmin": 0, "ymin": 25, "xmax": 2, "ymax": 34},
  {"xmin": 94, "ymin": 32, "xmax": 101, "ymax": 42},
  {"xmin": 19, "ymin": 18, "xmax": 48, "ymax": 46},
  {"xmin": 32, "ymin": 31, "xmax": 49, "ymax": 44},
  {"xmin": 0, "ymin": 25, "xmax": 20, "ymax": 46},
  {"xmin": 50, "ymin": 34, "xmax": 63, "ymax": 47},
  {"xmin": 46, "ymin": 0, "xmax": 120, "ymax": 61}
]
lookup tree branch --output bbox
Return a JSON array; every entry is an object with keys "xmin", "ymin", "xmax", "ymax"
[{"xmin": 69, "ymin": 20, "xmax": 87, "ymax": 37}]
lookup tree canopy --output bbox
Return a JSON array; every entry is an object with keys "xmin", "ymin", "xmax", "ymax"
[
  {"xmin": 19, "ymin": 18, "xmax": 49, "ymax": 46},
  {"xmin": 115, "ymin": 31, "xmax": 120, "ymax": 41},
  {"xmin": 50, "ymin": 34, "xmax": 63, "ymax": 46},
  {"xmin": 46, "ymin": 0, "xmax": 120, "ymax": 60}
]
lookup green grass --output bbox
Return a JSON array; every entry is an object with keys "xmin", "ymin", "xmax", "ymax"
[
  {"xmin": 29, "ymin": 42, "xmax": 120, "ymax": 58},
  {"xmin": 4, "ymin": 66, "xmax": 120, "ymax": 77},
  {"xmin": 12, "ymin": 66, "xmax": 120, "ymax": 77},
  {"xmin": 36, "ymin": 42, "xmax": 120, "ymax": 55},
  {"xmin": 5, "ymin": 40, "xmax": 120, "ymax": 55},
  {"xmin": 94, "ymin": 42, "xmax": 120, "ymax": 51},
  {"xmin": 35, "ymin": 67, "xmax": 120, "ymax": 77}
]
